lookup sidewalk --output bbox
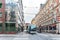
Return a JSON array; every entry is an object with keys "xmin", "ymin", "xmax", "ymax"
[
  {"xmin": 0, "ymin": 32, "xmax": 28, "ymax": 36},
  {"xmin": 38, "ymin": 33, "xmax": 60, "ymax": 36},
  {"xmin": 0, "ymin": 32, "xmax": 24, "ymax": 37},
  {"xmin": 37, "ymin": 33, "xmax": 60, "ymax": 40},
  {"xmin": 0, "ymin": 34, "xmax": 18, "ymax": 37},
  {"xmin": 0, "ymin": 34, "xmax": 17, "ymax": 36}
]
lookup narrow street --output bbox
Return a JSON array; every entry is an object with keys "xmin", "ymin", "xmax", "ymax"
[
  {"xmin": 0, "ymin": 32, "xmax": 60, "ymax": 40},
  {"xmin": 0, "ymin": 0, "xmax": 60, "ymax": 40}
]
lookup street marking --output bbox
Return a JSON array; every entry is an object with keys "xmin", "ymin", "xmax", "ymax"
[{"xmin": 14, "ymin": 38, "xmax": 29, "ymax": 40}]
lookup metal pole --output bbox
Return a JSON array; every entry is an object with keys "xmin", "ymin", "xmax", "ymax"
[{"xmin": 58, "ymin": 22, "xmax": 59, "ymax": 34}]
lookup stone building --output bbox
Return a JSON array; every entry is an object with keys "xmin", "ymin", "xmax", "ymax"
[{"xmin": 31, "ymin": 0, "xmax": 60, "ymax": 33}]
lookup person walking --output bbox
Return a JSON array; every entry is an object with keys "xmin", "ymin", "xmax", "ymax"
[
  {"xmin": 21, "ymin": 26, "xmax": 24, "ymax": 32},
  {"xmin": 39, "ymin": 25, "xmax": 41, "ymax": 33},
  {"xmin": 29, "ymin": 26, "xmax": 31, "ymax": 33}
]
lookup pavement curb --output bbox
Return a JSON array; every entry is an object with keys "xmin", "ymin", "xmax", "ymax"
[{"xmin": 0, "ymin": 34, "xmax": 18, "ymax": 37}]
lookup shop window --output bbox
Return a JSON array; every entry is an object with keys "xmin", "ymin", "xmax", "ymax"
[
  {"xmin": 10, "ymin": 23, "xmax": 16, "ymax": 31},
  {"xmin": 0, "ymin": 23, "xmax": 2, "ymax": 31},
  {"xmin": 5, "ymin": 23, "xmax": 10, "ymax": 31},
  {"xmin": 0, "ymin": 3, "xmax": 2, "ymax": 8},
  {"xmin": 5, "ymin": 12, "xmax": 7, "ymax": 21},
  {"xmin": 0, "ymin": 12, "xmax": 2, "ymax": 17},
  {"xmin": 46, "ymin": 27, "xmax": 48, "ymax": 30},
  {"xmin": 53, "ymin": 26, "xmax": 56, "ymax": 30},
  {"xmin": 49, "ymin": 26, "xmax": 52, "ymax": 30}
]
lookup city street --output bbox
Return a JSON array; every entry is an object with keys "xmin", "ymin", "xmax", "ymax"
[
  {"xmin": 0, "ymin": 32, "xmax": 60, "ymax": 40},
  {"xmin": 0, "ymin": 0, "xmax": 60, "ymax": 40}
]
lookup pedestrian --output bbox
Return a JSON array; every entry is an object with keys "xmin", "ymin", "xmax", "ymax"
[
  {"xmin": 39, "ymin": 26, "xmax": 41, "ymax": 33},
  {"xmin": 29, "ymin": 26, "xmax": 31, "ymax": 33},
  {"xmin": 26, "ymin": 26, "xmax": 28, "ymax": 30},
  {"xmin": 21, "ymin": 26, "xmax": 24, "ymax": 32}
]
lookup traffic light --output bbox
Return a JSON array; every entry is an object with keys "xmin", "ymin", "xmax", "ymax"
[{"xmin": 0, "ymin": 3, "xmax": 2, "ymax": 8}]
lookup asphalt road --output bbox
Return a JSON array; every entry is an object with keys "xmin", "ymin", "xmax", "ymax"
[{"xmin": 0, "ymin": 32, "xmax": 58, "ymax": 40}]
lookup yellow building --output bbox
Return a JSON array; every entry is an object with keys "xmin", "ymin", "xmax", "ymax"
[{"xmin": 31, "ymin": 0, "xmax": 60, "ymax": 33}]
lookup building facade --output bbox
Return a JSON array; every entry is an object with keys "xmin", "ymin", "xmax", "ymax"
[
  {"xmin": 18, "ymin": 0, "xmax": 25, "ymax": 27},
  {"xmin": 0, "ymin": 0, "xmax": 24, "ymax": 34},
  {"xmin": 0, "ymin": 0, "xmax": 5, "ymax": 33},
  {"xmin": 5, "ymin": 3, "xmax": 20, "ymax": 34},
  {"xmin": 32, "ymin": 0, "xmax": 60, "ymax": 33}
]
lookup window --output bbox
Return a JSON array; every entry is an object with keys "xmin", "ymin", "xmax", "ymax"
[
  {"xmin": 0, "ymin": 3, "xmax": 2, "ymax": 8},
  {"xmin": 10, "ymin": 23, "xmax": 16, "ymax": 31},
  {"xmin": 49, "ymin": 13, "xmax": 53, "ymax": 17},
  {"xmin": 5, "ymin": 23, "xmax": 10, "ymax": 31},
  {"xmin": 56, "ymin": 0, "xmax": 59, "ymax": 4},
  {"xmin": 0, "ymin": 12, "xmax": 2, "ymax": 17},
  {"xmin": 0, "ymin": 23, "xmax": 2, "ymax": 31},
  {"xmin": 5, "ymin": 12, "xmax": 7, "ymax": 21}
]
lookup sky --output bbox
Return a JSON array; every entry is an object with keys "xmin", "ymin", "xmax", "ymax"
[
  {"xmin": 6, "ymin": 0, "xmax": 47, "ymax": 23},
  {"xmin": 6, "ymin": 0, "xmax": 18, "ymax": 3},
  {"xmin": 22, "ymin": 0, "xmax": 47, "ymax": 23}
]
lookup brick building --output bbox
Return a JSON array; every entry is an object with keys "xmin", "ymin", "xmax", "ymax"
[{"xmin": 0, "ymin": 0, "xmax": 5, "ymax": 33}]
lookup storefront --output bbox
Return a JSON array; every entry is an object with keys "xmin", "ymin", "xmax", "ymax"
[{"xmin": 5, "ymin": 23, "xmax": 16, "ymax": 34}]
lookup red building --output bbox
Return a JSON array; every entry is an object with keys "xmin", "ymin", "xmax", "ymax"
[{"xmin": 0, "ymin": 0, "xmax": 5, "ymax": 33}]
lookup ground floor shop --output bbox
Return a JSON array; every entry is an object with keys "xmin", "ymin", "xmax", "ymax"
[
  {"xmin": 39, "ymin": 22, "xmax": 60, "ymax": 34},
  {"xmin": 0, "ymin": 22, "xmax": 21, "ymax": 34}
]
